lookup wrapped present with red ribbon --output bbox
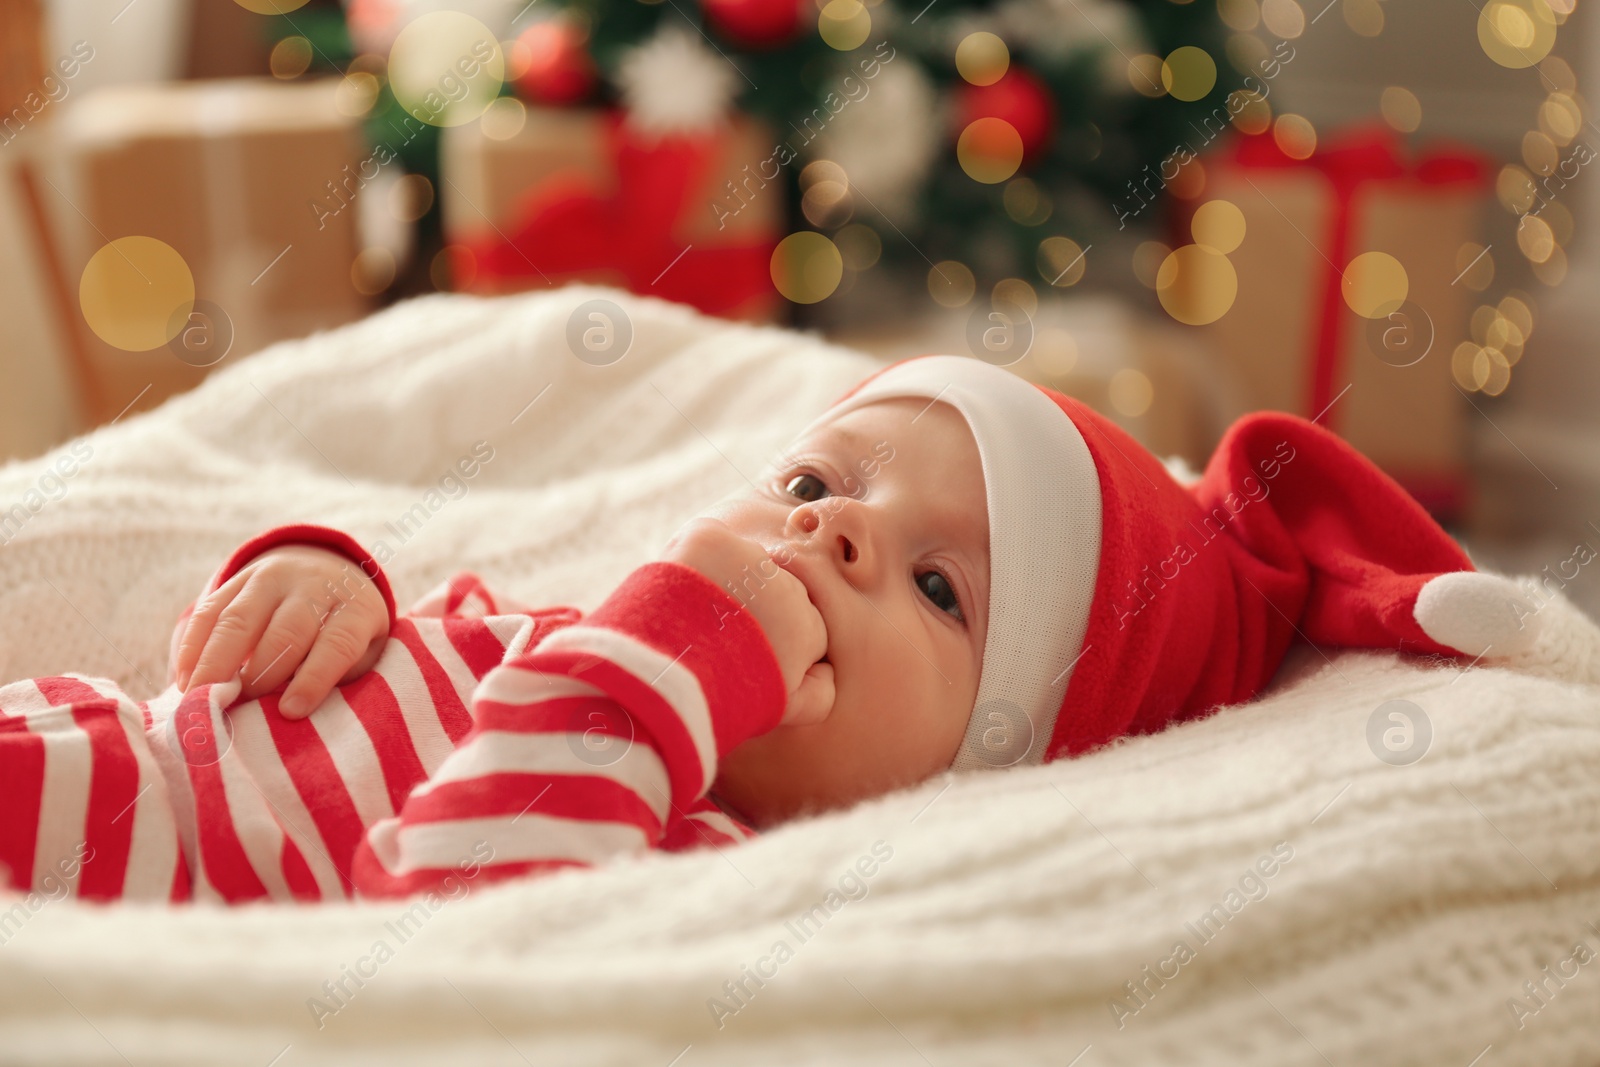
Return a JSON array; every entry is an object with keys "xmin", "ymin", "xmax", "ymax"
[
  {"xmin": 440, "ymin": 106, "xmax": 780, "ymax": 320},
  {"xmin": 1179, "ymin": 125, "xmax": 1491, "ymax": 518}
]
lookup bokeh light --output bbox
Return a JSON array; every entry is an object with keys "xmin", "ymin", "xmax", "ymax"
[
  {"xmin": 835, "ymin": 223, "xmax": 882, "ymax": 271},
  {"xmin": 1496, "ymin": 163, "xmax": 1537, "ymax": 213},
  {"xmin": 1499, "ymin": 293, "xmax": 1535, "ymax": 340},
  {"xmin": 1003, "ymin": 178, "xmax": 1053, "ymax": 225},
  {"xmin": 1218, "ymin": 0, "xmax": 1261, "ymax": 32},
  {"xmin": 1380, "ymin": 87, "xmax": 1421, "ymax": 132},
  {"xmin": 1484, "ymin": 313, "xmax": 1526, "ymax": 362},
  {"xmin": 389, "ymin": 11, "xmax": 506, "ymax": 127},
  {"xmin": 1161, "ymin": 46, "xmax": 1217, "ymax": 102},
  {"xmin": 1532, "ymin": 243, "xmax": 1568, "ymax": 284},
  {"xmin": 1037, "ymin": 236, "xmax": 1088, "ymax": 287},
  {"xmin": 800, "ymin": 160, "xmax": 847, "ymax": 189},
  {"xmin": 1229, "ymin": 89, "xmax": 1272, "ymax": 134},
  {"xmin": 1540, "ymin": 93, "xmax": 1582, "ymax": 144},
  {"xmin": 772, "ymin": 232, "xmax": 843, "ymax": 303},
  {"xmin": 1133, "ymin": 241, "xmax": 1171, "ymax": 288},
  {"xmin": 1192, "ymin": 199, "xmax": 1246, "ymax": 253},
  {"xmin": 1261, "ymin": 0, "xmax": 1306, "ymax": 38},
  {"xmin": 352, "ymin": 247, "xmax": 396, "ymax": 295},
  {"xmin": 79, "ymin": 237, "xmax": 195, "ymax": 352},
  {"xmin": 481, "ymin": 96, "xmax": 528, "ymax": 140},
  {"xmin": 958, "ymin": 118, "xmax": 1024, "ymax": 183},
  {"xmin": 1273, "ymin": 114, "xmax": 1317, "ymax": 159},
  {"xmin": 1522, "ymin": 130, "xmax": 1558, "ymax": 174},
  {"xmin": 928, "ymin": 260, "xmax": 976, "ymax": 307},
  {"xmin": 800, "ymin": 160, "xmax": 853, "ymax": 228},
  {"xmin": 1157, "ymin": 245, "xmax": 1238, "ymax": 324},
  {"xmin": 1477, "ymin": 0, "xmax": 1558, "ymax": 68},
  {"xmin": 1127, "ymin": 54, "xmax": 1167, "ymax": 97},
  {"xmin": 1541, "ymin": 199, "xmax": 1573, "ymax": 245},
  {"xmin": 1517, "ymin": 214, "xmax": 1555, "ymax": 262},
  {"xmin": 1343, "ymin": 0, "xmax": 1385, "ymax": 36},
  {"xmin": 993, "ymin": 277, "xmax": 1039, "ymax": 315},
  {"xmin": 1341, "ymin": 251, "xmax": 1408, "ymax": 318},
  {"xmin": 1452, "ymin": 341, "xmax": 1481, "ymax": 390},
  {"xmin": 818, "ymin": 0, "xmax": 872, "ymax": 50},
  {"xmin": 336, "ymin": 71, "xmax": 382, "ymax": 117},
  {"xmin": 1540, "ymin": 55, "xmax": 1577, "ymax": 90},
  {"xmin": 270, "ymin": 37, "xmax": 313, "ymax": 79},
  {"xmin": 233, "ymin": 0, "xmax": 311, "ymax": 12},
  {"xmin": 956, "ymin": 32, "xmax": 1009, "ymax": 86},
  {"xmin": 389, "ymin": 173, "xmax": 435, "ymax": 222},
  {"xmin": 1477, "ymin": 345, "xmax": 1512, "ymax": 394}
]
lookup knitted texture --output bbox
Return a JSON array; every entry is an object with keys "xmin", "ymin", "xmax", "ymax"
[{"xmin": 0, "ymin": 286, "xmax": 1597, "ymax": 1065}]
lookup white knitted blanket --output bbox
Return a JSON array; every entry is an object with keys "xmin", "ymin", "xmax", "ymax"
[{"xmin": 0, "ymin": 286, "xmax": 1596, "ymax": 1066}]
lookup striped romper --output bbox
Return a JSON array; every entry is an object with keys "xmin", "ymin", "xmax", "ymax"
[{"xmin": 0, "ymin": 524, "xmax": 786, "ymax": 904}]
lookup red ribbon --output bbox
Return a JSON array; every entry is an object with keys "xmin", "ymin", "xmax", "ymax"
[
  {"xmin": 467, "ymin": 110, "xmax": 777, "ymax": 318},
  {"xmin": 1225, "ymin": 124, "xmax": 1489, "ymax": 421}
]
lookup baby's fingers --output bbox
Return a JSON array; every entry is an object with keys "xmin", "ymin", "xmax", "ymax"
[
  {"xmin": 276, "ymin": 614, "xmax": 373, "ymax": 719},
  {"xmin": 783, "ymin": 660, "xmax": 835, "ymax": 728},
  {"xmin": 177, "ymin": 576, "xmax": 266, "ymax": 691},
  {"xmin": 238, "ymin": 596, "xmax": 324, "ymax": 700},
  {"xmin": 173, "ymin": 580, "xmax": 237, "ymax": 688}
]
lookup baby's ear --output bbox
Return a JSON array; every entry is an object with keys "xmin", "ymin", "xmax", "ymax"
[{"xmin": 1414, "ymin": 571, "xmax": 1542, "ymax": 658}]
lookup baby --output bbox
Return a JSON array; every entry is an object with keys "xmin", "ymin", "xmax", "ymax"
[{"xmin": 0, "ymin": 355, "xmax": 1534, "ymax": 904}]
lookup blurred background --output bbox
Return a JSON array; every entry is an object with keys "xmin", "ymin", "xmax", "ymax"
[{"xmin": 1, "ymin": 0, "xmax": 1595, "ymax": 613}]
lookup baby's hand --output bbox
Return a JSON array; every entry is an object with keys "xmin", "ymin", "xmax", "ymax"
[
  {"xmin": 173, "ymin": 544, "xmax": 390, "ymax": 719},
  {"xmin": 661, "ymin": 518, "xmax": 834, "ymax": 728}
]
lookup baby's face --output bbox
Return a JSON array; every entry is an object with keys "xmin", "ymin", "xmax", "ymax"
[{"xmin": 703, "ymin": 398, "xmax": 990, "ymax": 828}]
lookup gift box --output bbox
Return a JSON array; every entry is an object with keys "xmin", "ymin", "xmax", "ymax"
[
  {"xmin": 0, "ymin": 0, "xmax": 46, "ymax": 123},
  {"xmin": 1178, "ymin": 126, "xmax": 1491, "ymax": 518},
  {"xmin": 44, "ymin": 78, "xmax": 369, "ymax": 425},
  {"xmin": 440, "ymin": 106, "xmax": 782, "ymax": 320}
]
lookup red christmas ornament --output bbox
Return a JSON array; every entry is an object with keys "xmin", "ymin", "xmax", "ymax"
[
  {"xmin": 514, "ymin": 21, "xmax": 598, "ymax": 105},
  {"xmin": 700, "ymin": 0, "xmax": 805, "ymax": 49},
  {"xmin": 953, "ymin": 67, "xmax": 1056, "ymax": 164}
]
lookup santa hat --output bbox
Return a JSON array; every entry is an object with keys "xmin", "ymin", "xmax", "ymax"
[{"xmin": 813, "ymin": 355, "xmax": 1540, "ymax": 769}]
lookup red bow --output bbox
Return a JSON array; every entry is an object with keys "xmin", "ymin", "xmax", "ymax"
[{"xmin": 469, "ymin": 110, "xmax": 778, "ymax": 318}]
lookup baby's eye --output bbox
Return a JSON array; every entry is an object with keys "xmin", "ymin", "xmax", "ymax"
[
  {"xmin": 785, "ymin": 473, "xmax": 829, "ymax": 503},
  {"xmin": 916, "ymin": 569, "xmax": 964, "ymax": 622}
]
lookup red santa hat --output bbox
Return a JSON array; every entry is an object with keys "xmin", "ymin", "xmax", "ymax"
[{"xmin": 815, "ymin": 355, "xmax": 1539, "ymax": 769}]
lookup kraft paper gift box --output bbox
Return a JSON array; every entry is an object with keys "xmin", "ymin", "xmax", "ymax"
[
  {"xmin": 441, "ymin": 105, "xmax": 782, "ymax": 321},
  {"xmin": 0, "ymin": 0, "xmax": 47, "ymax": 125},
  {"xmin": 46, "ymin": 78, "xmax": 368, "ymax": 425},
  {"xmin": 1183, "ymin": 126, "xmax": 1490, "ymax": 518}
]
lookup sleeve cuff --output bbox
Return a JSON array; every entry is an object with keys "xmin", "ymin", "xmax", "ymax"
[
  {"xmin": 526, "ymin": 560, "xmax": 785, "ymax": 792},
  {"xmin": 580, "ymin": 561, "xmax": 789, "ymax": 759},
  {"xmin": 210, "ymin": 523, "xmax": 398, "ymax": 629}
]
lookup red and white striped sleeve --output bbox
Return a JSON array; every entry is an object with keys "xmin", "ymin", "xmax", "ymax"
[{"xmin": 348, "ymin": 561, "xmax": 787, "ymax": 898}]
